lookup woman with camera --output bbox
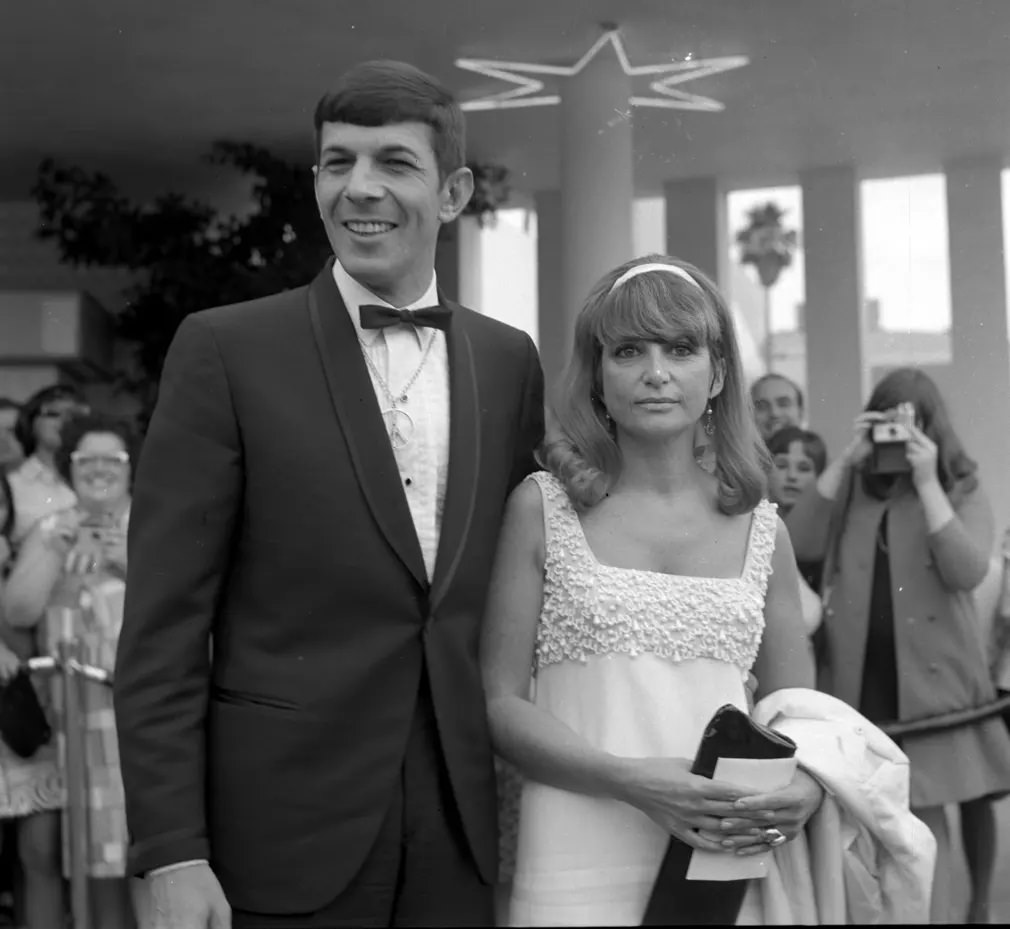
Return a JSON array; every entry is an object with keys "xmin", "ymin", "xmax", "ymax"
[
  {"xmin": 3, "ymin": 411, "xmax": 137, "ymax": 929},
  {"xmin": 787, "ymin": 366, "xmax": 1010, "ymax": 922}
]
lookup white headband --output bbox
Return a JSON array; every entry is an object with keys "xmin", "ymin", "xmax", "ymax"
[{"xmin": 610, "ymin": 261, "xmax": 701, "ymax": 293}]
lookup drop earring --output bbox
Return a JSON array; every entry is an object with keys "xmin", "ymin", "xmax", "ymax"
[{"xmin": 704, "ymin": 403, "xmax": 715, "ymax": 436}]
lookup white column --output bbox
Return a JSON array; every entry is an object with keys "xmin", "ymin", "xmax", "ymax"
[
  {"xmin": 663, "ymin": 177, "xmax": 729, "ymax": 288},
  {"xmin": 456, "ymin": 216, "xmax": 484, "ymax": 310},
  {"xmin": 800, "ymin": 164, "xmax": 867, "ymax": 460},
  {"xmin": 945, "ymin": 155, "xmax": 1010, "ymax": 531},
  {"xmin": 559, "ymin": 46, "xmax": 634, "ymax": 334}
]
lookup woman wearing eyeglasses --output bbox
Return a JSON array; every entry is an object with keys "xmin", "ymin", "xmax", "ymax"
[
  {"xmin": 6, "ymin": 385, "xmax": 88, "ymax": 545},
  {"xmin": 3, "ymin": 411, "xmax": 138, "ymax": 929}
]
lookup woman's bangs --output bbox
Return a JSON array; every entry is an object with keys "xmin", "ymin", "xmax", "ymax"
[{"xmin": 592, "ymin": 274, "xmax": 718, "ymax": 349}]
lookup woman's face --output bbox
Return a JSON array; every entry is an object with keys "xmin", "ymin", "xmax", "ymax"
[
  {"xmin": 32, "ymin": 396, "xmax": 85, "ymax": 453},
  {"xmin": 769, "ymin": 440, "xmax": 818, "ymax": 509},
  {"xmin": 599, "ymin": 331, "xmax": 721, "ymax": 444},
  {"xmin": 70, "ymin": 432, "xmax": 131, "ymax": 510}
]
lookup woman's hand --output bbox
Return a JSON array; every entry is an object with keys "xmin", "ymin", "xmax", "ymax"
[
  {"xmin": 840, "ymin": 412, "xmax": 884, "ymax": 468},
  {"xmin": 905, "ymin": 423, "xmax": 940, "ymax": 491},
  {"xmin": 64, "ymin": 544, "xmax": 99, "ymax": 575},
  {"xmin": 708, "ymin": 767, "xmax": 825, "ymax": 855},
  {"xmin": 39, "ymin": 510, "xmax": 80, "ymax": 555},
  {"xmin": 99, "ymin": 526, "xmax": 128, "ymax": 577},
  {"xmin": 616, "ymin": 757, "xmax": 759, "ymax": 852}
]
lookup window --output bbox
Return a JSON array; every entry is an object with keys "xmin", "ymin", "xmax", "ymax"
[{"xmin": 860, "ymin": 175, "xmax": 950, "ymax": 333}]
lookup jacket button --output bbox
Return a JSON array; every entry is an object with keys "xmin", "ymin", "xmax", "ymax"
[
  {"xmin": 825, "ymin": 607, "xmax": 835, "ymax": 618},
  {"xmin": 929, "ymin": 663, "xmax": 940, "ymax": 672},
  {"xmin": 906, "ymin": 616, "xmax": 915, "ymax": 625}
]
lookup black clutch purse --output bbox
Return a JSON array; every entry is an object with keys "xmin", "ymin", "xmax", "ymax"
[
  {"xmin": 0, "ymin": 668, "xmax": 53, "ymax": 759},
  {"xmin": 642, "ymin": 703, "xmax": 797, "ymax": 926}
]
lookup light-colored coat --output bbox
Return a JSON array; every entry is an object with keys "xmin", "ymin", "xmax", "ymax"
[
  {"xmin": 787, "ymin": 472, "xmax": 995, "ymax": 721},
  {"xmin": 744, "ymin": 688, "xmax": 936, "ymax": 924}
]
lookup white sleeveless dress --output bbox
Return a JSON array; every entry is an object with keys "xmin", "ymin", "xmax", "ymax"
[{"xmin": 508, "ymin": 472, "xmax": 778, "ymax": 927}]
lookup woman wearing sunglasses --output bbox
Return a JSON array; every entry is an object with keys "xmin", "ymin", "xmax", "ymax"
[
  {"xmin": 7, "ymin": 385, "xmax": 88, "ymax": 544},
  {"xmin": 3, "ymin": 411, "xmax": 138, "ymax": 928}
]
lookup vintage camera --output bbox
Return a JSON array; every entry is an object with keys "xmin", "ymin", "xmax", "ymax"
[{"xmin": 869, "ymin": 402, "xmax": 916, "ymax": 475}]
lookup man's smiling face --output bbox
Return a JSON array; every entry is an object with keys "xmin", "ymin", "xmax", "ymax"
[{"xmin": 314, "ymin": 120, "xmax": 461, "ymax": 306}]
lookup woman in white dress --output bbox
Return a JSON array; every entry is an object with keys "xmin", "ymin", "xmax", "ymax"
[{"xmin": 480, "ymin": 256, "xmax": 825, "ymax": 926}]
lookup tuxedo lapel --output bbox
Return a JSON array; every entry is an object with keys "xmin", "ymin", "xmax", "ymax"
[
  {"xmin": 307, "ymin": 262, "xmax": 427, "ymax": 590},
  {"xmin": 430, "ymin": 299, "xmax": 481, "ymax": 614}
]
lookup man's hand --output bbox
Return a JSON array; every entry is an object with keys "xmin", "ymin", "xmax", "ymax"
[{"xmin": 133, "ymin": 862, "xmax": 231, "ymax": 929}]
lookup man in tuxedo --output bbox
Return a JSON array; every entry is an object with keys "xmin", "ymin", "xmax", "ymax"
[{"xmin": 114, "ymin": 60, "xmax": 544, "ymax": 928}]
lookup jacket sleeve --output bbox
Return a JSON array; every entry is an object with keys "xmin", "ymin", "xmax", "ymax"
[
  {"xmin": 927, "ymin": 482, "xmax": 994, "ymax": 591},
  {"xmin": 113, "ymin": 313, "xmax": 243, "ymax": 875},
  {"xmin": 508, "ymin": 333, "xmax": 545, "ymax": 493},
  {"xmin": 784, "ymin": 480, "xmax": 842, "ymax": 563}
]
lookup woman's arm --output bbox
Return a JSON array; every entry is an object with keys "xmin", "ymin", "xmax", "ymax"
[
  {"xmin": 752, "ymin": 519, "xmax": 815, "ymax": 698},
  {"xmin": 720, "ymin": 519, "xmax": 823, "ymax": 847},
  {"xmin": 481, "ymin": 480, "xmax": 631, "ymax": 798},
  {"xmin": 480, "ymin": 480, "xmax": 757, "ymax": 851},
  {"xmin": 1, "ymin": 521, "xmax": 67, "ymax": 628},
  {"xmin": 906, "ymin": 425, "xmax": 993, "ymax": 590}
]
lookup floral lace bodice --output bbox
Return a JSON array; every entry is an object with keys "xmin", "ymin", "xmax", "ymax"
[{"xmin": 529, "ymin": 471, "xmax": 777, "ymax": 674}]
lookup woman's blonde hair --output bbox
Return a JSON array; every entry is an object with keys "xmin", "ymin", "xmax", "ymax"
[{"xmin": 541, "ymin": 254, "xmax": 769, "ymax": 513}]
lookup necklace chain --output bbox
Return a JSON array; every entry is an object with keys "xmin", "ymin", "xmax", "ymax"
[{"xmin": 358, "ymin": 330, "xmax": 437, "ymax": 407}]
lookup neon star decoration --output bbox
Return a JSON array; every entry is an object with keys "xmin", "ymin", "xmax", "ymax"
[{"xmin": 456, "ymin": 29, "xmax": 748, "ymax": 113}]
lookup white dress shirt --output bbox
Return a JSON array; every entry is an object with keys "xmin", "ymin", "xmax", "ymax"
[{"xmin": 332, "ymin": 260, "xmax": 450, "ymax": 582}]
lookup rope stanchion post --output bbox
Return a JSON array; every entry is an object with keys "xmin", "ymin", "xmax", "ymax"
[
  {"xmin": 25, "ymin": 606, "xmax": 115, "ymax": 929},
  {"xmin": 57, "ymin": 604, "xmax": 92, "ymax": 929}
]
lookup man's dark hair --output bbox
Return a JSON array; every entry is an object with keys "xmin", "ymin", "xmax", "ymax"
[{"xmin": 313, "ymin": 60, "xmax": 466, "ymax": 180}]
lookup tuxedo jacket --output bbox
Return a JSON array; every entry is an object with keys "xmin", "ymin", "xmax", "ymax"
[{"xmin": 113, "ymin": 260, "xmax": 544, "ymax": 914}]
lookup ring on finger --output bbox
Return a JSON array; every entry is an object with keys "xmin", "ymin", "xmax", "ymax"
[{"xmin": 761, "ymin": 826, "xmax": 787, "ymax": 847}]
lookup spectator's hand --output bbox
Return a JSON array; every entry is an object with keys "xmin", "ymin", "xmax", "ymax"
[
  {"xmin": 839, "ymin": 412, "xmax": 883, "ymax": 468},
  {"xmin": 133, "ymin": 862, "xmax": 231, "ymax": 929},
  {"xmin": 906, "ymin": 423, "xmax": 940, "ymax": 491},
  {"xmin": 39, "ymin": 510, "xmax": 81, "ymax": 555},
  {"xmin": 0, "ymin": 644, "xmax": 20, "ymax": 684},
  {"xmin": 100, "ymin": 526, "xmax": 128, "ymax": 576},
  {"xmin": 705, "ymin": 767, "xmax": 824, "ymax": 854},
  {"xmin": 65, "ymin": 543, "xmax": 101, "ymax": 576}
]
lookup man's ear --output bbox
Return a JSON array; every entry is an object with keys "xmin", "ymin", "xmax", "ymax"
[{"xmin": 438, "ymin": 166, "xmax": 475, "ymax": 224}]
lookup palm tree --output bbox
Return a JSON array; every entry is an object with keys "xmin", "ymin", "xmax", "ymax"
[{"xmin": 736, "ymin": 202, "xmax": 799, "ymax": 371}]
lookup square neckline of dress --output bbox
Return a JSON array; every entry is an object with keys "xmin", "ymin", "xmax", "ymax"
[{"xmin": 567, "ymin": 498, "xmax": 765, "ymax": 583}]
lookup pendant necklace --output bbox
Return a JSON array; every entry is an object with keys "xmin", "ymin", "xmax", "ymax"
[{"xmin": 359, "ymin": 332, "xmax": 437, "ymax": 449}]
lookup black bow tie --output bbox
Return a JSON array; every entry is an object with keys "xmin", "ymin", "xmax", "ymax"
[{"xmin": 359, "ymin": 304, "xmax": 452, "ymax": 331}]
